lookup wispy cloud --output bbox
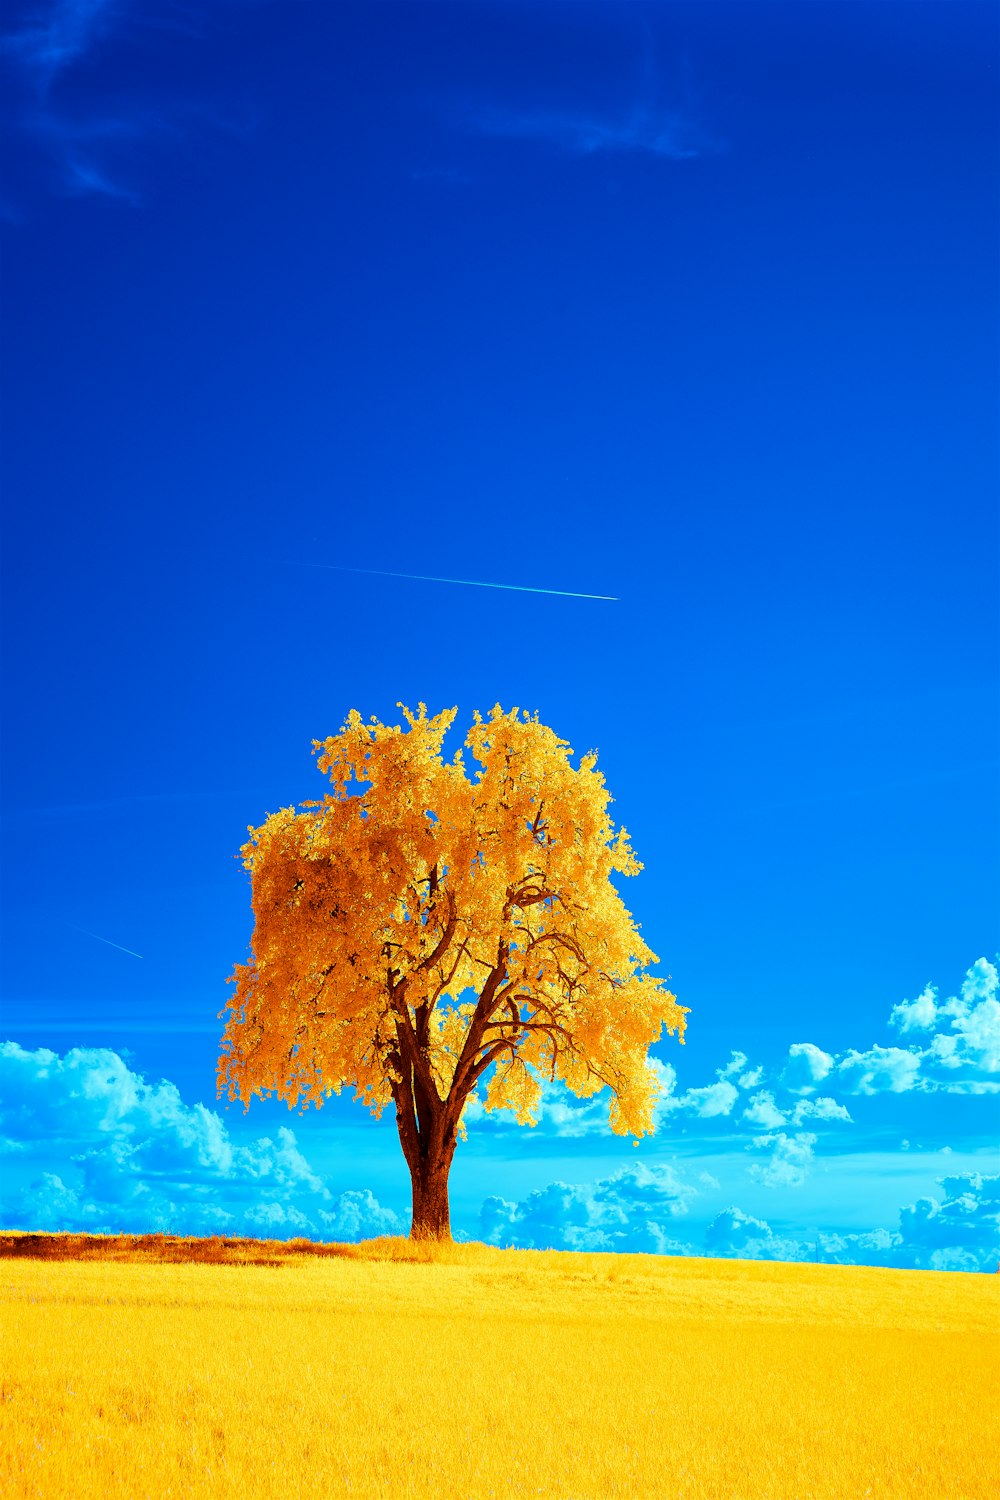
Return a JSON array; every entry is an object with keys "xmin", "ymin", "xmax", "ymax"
[
  {"xmin": 60, "ymin": 152, "xmax": 135, "ymax": 200},
  {"xmin": 1, "ymin": 0, "xmax": 227, "ymax": 206},
  {"xmin": 473, "ymin": 103, "xmax": 710, "ymax": 161},
  {"xmin": 2, "ymin": 0, "xmax": 117, "ymax": 89},
  {"xmin": 466, "ymin": 35, "xmax": 716, "ymax": 163}
]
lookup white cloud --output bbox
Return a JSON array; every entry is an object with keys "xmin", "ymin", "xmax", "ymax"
[
  {"xmin": 666, "ymin": 959, "xmax": 998, "ymax": 1130},
  {"xmin": 480, "ymin": 1162, "xmax": 698, "ymax": 1253},
  {"xmin": 887, "ymin": 958, "xmax": 1000, "ymax": 1085},
  {"xmin": 675, "ymin": 1080, "xmax": 739, "ymax": 1118},
  {"xmin": 747, "ymin": 1131, "xmax": 817, "ymax": 1188},
  {"xmin": 836, "ymin": 1045, "xmax": 923, "ymax": 1096},
  {"xmin": 928, "ymin": 1032, "xmax": 962, "ymax": 1069},
  {"xmin": 790, "ymin": 1095, "xmax": 852, "ymax": 1124},
  {"xmin": 650, "ymin": 1058, "xmax": 679, "ymax": 1111},
  {"xmin": 465, "ymin": 1059, "xmax": 679, "ymax": 1139},
  {"xmin": 463, "ymin": 1081, "xmax": 600, "ymax": 1136},
  {"xmin": 704, "ymin": 1206, "xmax": 802, "ymax": 1261},
  {"xmin": 319, "ymin": 1190, "xmax": 403, "ymax": 1241},
  {"xmin": 472, "ymin": 957, "xmax": 995, "ymax": 1170},
  {"xmin": 717, "ymin": 1051, "xmax": 764, "ymax": 1089},
  {"xmin": 741, "ymin": 1091, "xmax": 851, "ymax": 1130},
  {"xmin": 943, "ymin": 961, "xmax": 1000, "ymax": 1073},
  {"xmin": 781, "ymin": 1043, "xmax": 834, "ymax": 1094},
  {"xmin": 737, "ymin": 1066, "xmax": 764, "ymax": 1089},
  {"xmin": 889, "ymin": 983, "xmax": 939, "ymax": 1034},
  {"xmin": 704, "ymin": 1173, "xmax": 1000, "ymax": 1272},
  {"xmin": 894, "ymin": 1172, "xmax": 1000, "ymax": 1271},
  {"xmin": 796, "ymin": 956, "xmax": 1000, "ymax": 1100},
  {"xmin": 960, "ymin": 956, "xmax": 999, "ymax": 1006},
  {"xmin": 741, "ymin": 1091, "xmax": 787, "ymax": 1129},
  {"xmin": 0, "ymin": 1043, "xmax": 402, "ymax": 1240}
]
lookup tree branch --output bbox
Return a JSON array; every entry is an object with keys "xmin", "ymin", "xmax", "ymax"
[
  {"xmin": 445, "ymin": 930, "xmax": 512, "ymax": 1116},
  {"xmin": 412, "ymin": 889, "xmax": 458, "ymax": 976}
]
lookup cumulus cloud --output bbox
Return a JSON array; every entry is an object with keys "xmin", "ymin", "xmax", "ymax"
[
  {"xmin": 467, "ymin": 960, "xmax": 992, "ymax": 1175},
  {"xmin": 673, "ymin": 1080, "xmax": 739, "ymax": 1118},
  {"xmin": 895, "ymin": 1172, "xmax": 1000, "ymax": 1271},
  {"xmin": 706, "ymin": 1172, "xmax": 1000, "ymax": 1273},
  {"xmin": 0, "ymin": 1043, "xmax": 402, "ymax": 1240},
  {"xmin": 741, "ymin": 1089, "xmax": 852, "ymax": 1132},
  {"xmin": 886, "ymin": 958, "xmax": 1000, "ymax": 1087},
  {"xmin": 781, "ymin": 1043, "xmax": 835, "ymax": 1094},
  {"xmin": 836, "ymin": 1044, "xmax": 924, "ymax": 1096},
  {"xmin": 707, "ymin": 1176, "xmax": 1000, "ymax": 1272},
  {"xmin": 890, "ymin": 983, "xmax": 939, "ymax": 1035},
  {"xmin": 717, "ymin": 1051, "xmax": 764, "ymax": 1089},
  {"xmin": 463, "ymin": 1080, "xmax": 612, "ymax": 1138},
  {"xmin": 747, "ymin": 1131, "xmax": 817, "ymax": 1188},
  {"xmin": 790, "ymin": 1096, "xmax": 852, "ymax": 1124},
  {"xmin": 741, "ymin": 1090, "xmax": 787, "ymax": 1129},
  {"xmin": 704, "ymin": 1205, "xmax": 901, "ymax": 1267},
  {"xmin": 479, "ymin": 1159, "xmax": 999, "ymax": 1270},
  {"xmin": 480, "ymin": 1162, "xmax": 697, "ymax": 1253},
  {"xmin": 464, "ymin": 1059, "xmax": 679, "ymax": 1138},
  {"xmin": 703, "ymin": 1206, "xmax": 801, "ymax": 1261},
  {"xmin": 961, "ymin": 957, "xmax": 999, "ymax": 1005},
  {"xmin": 940, "ymin": 959, "xmax": 1000, "ymax": 1074},
  {"xmin": 771, "ymin": 958, "xmax": 998, "ymax": 1107}
]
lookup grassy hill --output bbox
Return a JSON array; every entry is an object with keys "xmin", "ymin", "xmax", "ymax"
[{"xmin": 2, "ymin": 1233, "xmax": 996, "ymax": 1499}]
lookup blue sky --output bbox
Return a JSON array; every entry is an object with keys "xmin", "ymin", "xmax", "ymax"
[{"xmin": 1, "ymin": 0, "xmax": 997, "ymax": 1269}]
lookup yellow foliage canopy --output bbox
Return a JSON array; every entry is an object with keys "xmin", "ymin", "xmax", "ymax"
[{"xmin": 218, "ymin": 705, "xmax": 686, "ymax": 1148}]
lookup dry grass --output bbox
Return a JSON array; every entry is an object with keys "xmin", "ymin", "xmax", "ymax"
[{"xmin": 2, "ymin": 1232, "xmax": 997, "ymax": 1499}]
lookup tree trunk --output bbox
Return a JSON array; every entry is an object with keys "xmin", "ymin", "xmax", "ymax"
[{"xmin": 409, "ymin": 1153, "xmax": 453, "ymax": 1241}]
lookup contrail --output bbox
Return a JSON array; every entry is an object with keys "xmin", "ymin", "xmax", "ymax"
[
  {"xmin": 73, "ymin": 926, "xmax": 144, "ymax": 959},
  {"xmin": 283, "ymin": 561, "xmax": 617, "ymax": 601}
]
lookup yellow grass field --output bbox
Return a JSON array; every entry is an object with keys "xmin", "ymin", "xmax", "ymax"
[{"xmin": 1, "ymin": 1234, "xmax": 997, "ymax": 1500}]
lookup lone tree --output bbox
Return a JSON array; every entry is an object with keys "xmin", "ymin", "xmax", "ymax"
[{"xmin": 218, "ymin": 704, "xmax": 687, "ymax": 1240}]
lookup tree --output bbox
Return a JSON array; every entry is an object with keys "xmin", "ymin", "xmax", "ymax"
[{"xmin": 217, "ymin": 704, "xmax": 687, "ymax": 1240}]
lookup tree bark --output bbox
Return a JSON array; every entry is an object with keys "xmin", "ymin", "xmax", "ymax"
[
  {"xmin": 390, "ymin": 991, "xmax": 462, "ymax": 1241},
  {"xmin": 409, "ymin": 1153, "xmax": 452, "ymax": 1241}
]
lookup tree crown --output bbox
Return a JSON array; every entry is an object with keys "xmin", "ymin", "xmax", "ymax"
[{"xmin": 218, "ymin": 704, "xmax": 686, "ymax": 1138}]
